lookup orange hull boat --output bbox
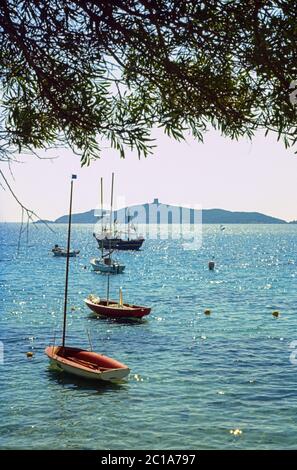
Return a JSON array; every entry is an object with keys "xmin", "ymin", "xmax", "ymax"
[{"xmin": 45, "ymin": 346, "xmax": 130, "ymax": 381}]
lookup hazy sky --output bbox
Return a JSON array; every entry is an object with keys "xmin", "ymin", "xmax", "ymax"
[{"xmin": 1, "ymin": 128, "xmax": 297, "ymax": 222}]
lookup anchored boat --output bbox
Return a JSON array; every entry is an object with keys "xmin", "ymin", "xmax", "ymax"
[
  {"xmin": 90, "ymin": 177, "xmax": 125, "ymax": 274},
  {"xmin": 94, "ymin": 234, "xmax": 145, "ymax": 251},
  {"xmin": 93, "ymin": 173, "xmax": 145, "ymax": 251},
  {"xmin": 90, "ymin": 256, "xmax": 125, "ymax": 274},
  {"xmin": 45, "ymin": 346, "xmax": 129, "ymax": 381},
  {"xmin": 85, "ymin": 290, "xmax": 151, "ymax": 320},
  {"xmin": 52, "ymin": 244, "xmax": 80, "ymax": 257},
  {"xmin": 45, "ymin": 175, "xmax": 130, "ymax": 382}
]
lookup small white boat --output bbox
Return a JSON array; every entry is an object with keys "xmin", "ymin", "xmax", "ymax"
[
  {"xmin": 52, "ymin": 244, "xmax": 80, "ymax": 257},
  {"xmin": 90, "ymin": 257, "xmax": 125, "ymax": 274}
]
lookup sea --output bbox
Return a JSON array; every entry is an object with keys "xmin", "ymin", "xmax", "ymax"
[{"xmin": 1, "ymin": 222, "xmax": 297, "ymax": 450}]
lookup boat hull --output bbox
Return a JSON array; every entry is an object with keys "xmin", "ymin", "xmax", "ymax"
[
  {"xmin": 95, "ymin": 237, "xmax": 144, "ymax": 251},
  {"xmin": 45, "ymin": 346, "xmax": 130, "ymax": 381},
  {"xmin": 90, "ymin": 258, "xmax": 125, "ymax": 274},
  {"xmin": 85, "ymin": 298, "xmax": 151, "ymax": 319},
  {"xmin": 52, "ymin": 250, "xmax": 80, "ymax": 257}
]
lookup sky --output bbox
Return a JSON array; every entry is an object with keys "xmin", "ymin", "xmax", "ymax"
[{"xmin": 1, "ymin": 128, "xmax": 297, "ymax": 222}]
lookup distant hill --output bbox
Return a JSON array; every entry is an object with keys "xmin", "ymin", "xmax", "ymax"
[
  {"xmin": 34, "ymin": 219, "xmax": 54, "ymax": 224},
  {"xmin": 202, "ymin": 208, "xmax": 286, "ymax": 224},
  {"xmin": 35, "ymin": 199, "xmax": 288, "ymax": 224},
  {"xmin": 55, "ymin": 209, "xmax": 99, "ymax": 224}
]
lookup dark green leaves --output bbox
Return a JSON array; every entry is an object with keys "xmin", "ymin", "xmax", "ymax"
[{"xmin": 1, "ymin": 0, "xmax": 297, "ymax": 164}]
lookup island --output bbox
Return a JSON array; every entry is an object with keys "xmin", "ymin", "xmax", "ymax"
[{"xmin": 34, "ymin": 198, "xmax": 289, "ymax": 225}]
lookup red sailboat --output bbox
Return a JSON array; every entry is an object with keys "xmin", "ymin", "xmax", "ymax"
[
  {"xmin": 45, "ymin": 175, "xmax": 130, "ymax": 382},
  {"xmin": 84, "ymin": 289, "xmax": 151, "ymax": 320}
]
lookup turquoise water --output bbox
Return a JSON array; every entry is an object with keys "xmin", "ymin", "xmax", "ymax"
[{"xmin": 1, "ymin": 223, "xmax": 297, "ymax": 450}]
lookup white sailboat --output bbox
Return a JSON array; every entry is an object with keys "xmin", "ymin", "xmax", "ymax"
[{"xmin": 90, "ymin": 176, "xmax": 125, "ymax": 274}]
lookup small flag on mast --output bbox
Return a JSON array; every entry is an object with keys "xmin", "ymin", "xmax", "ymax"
[{"xmin": 72, "ymin": 174, "xmax": 77, "ymax": 179}]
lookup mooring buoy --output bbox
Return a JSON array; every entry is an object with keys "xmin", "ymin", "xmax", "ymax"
[{"xmin": 208, "ymin": 261, "xmax": 215, "ymax": 270}]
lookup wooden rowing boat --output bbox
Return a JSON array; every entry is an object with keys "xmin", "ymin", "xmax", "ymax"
[{"xmin": 45, "ymin": 346, "xmax": 129, "ymax": 381}]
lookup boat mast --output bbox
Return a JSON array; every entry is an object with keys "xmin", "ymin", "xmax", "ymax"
[
  {"xmin": 127, "ymin": 209, "xmax": 130, "ymax": 241},
  {"xmin": 110, "ymin": 172, "xmax": 114, "ymax": 236},
  {"xmin": 106, "ymin": 172, "xmax": 114, "ymax": 306},
  {"xmin": 101, "ymin": 177, "xmax": 104, "ymax": 258},
  {"xmin": 107, "ymin": 273, "xmax": 110, "ymax": 306},
  {"xmin": 119, "ymin": 287, "xmax": 123, "ymax": 308},
  {"xmin": 62, "ymin": 175, "xmax": 76, "ymax": 348}
]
